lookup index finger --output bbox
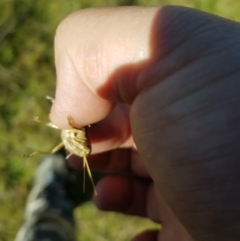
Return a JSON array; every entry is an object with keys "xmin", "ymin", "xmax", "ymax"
[{"xmin": 50, "ymin": 6, "xmax": 158, "ymax": 128}]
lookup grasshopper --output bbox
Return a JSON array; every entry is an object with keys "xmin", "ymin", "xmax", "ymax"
[{"xmin": 24, "ymin": 96, "xmax": 97, "ymax": 195}]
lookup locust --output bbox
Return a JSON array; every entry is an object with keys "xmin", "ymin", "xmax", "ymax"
[{"xmin": 24, "ymin": 96, "xmax": 97, "ymax": 195}]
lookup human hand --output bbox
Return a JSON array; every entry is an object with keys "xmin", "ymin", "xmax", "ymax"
[{"xmin": 51, "ymin": 6, "xmax": 240, "ymax": 241}]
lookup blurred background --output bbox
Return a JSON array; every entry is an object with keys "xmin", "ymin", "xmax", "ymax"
[{"xmin": 0, "ymin": 0, "xmax": 239, "ymax": 240}]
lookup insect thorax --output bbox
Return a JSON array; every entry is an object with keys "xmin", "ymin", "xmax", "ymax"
[{"xmin": 62, "ymin": 127, "xmax": 91, "ymax": 158}]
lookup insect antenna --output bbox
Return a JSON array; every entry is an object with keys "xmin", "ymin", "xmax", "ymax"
[
  {"xmin": 34, "ymin": 116, "xmax": 59, "ymax": 129},
  {"xmin": 46, "ymin": 95, "xmax": 55, "ymax": 104}
]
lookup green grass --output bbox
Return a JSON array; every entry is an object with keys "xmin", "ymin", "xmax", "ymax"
[
  {"xmin": 0, "ymin": 0, "xmax": 239, "ymax": 240},
  {"xmin": 75, "ymin": 203, "xmax": 159, "ymax": 241}
]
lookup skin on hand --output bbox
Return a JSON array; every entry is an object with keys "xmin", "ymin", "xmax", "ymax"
[{"xmin": 51, "ymin": 6, "xmax": 240, "ymax": 241}]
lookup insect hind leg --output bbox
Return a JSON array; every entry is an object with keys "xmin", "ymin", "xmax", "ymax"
[
  {"xmin": 23, "ymin": 142, "xmax": 64, "ymax": 158},
  {"xmin": 23, "ymin": 150, "xmax": 51, "ymax": 158},
  {"xmin": 51, "ymin": 142, "xmax": 64, "ymax": 153},
  {"xmin": 83, "ymin": 156, "xmax": 97, "ymax": 195}
]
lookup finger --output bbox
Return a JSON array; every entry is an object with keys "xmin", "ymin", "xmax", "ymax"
[
  {"xmin": 94, "ymin": 176, "xmax": 156, "ymax": 219},
  {"xmin": 88, "ymin": 104, "xmax": 133, "ymax": 153},
  {"xmin": 51, "ymin": 6, "xmax": 159, "ymax": 128},
  {"xmin": 132, "ymin": 230, "xmax": 159, "ymax": 241},
  {"xmin": 68, "ymin": 149, "xmax": 149, "ymax": 178},
  {"xmin": 95, "ymin": 177, "xmax": 193, "ymax": 241}
]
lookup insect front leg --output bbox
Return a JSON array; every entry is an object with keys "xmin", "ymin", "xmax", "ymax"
[{"xmin": 67, "ymin": 116, "xmax": 76, "ymax": 129}]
